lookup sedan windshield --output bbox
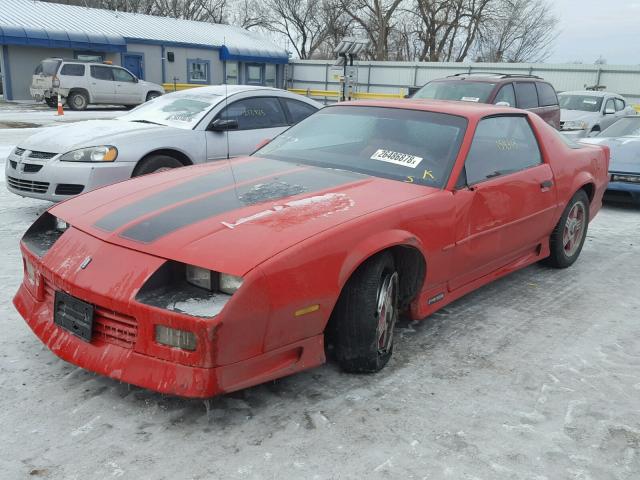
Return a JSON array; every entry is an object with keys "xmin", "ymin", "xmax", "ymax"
[
  {"xmin": 413, "ymin": 81, "xmax": 495, "ymax": 103},
  {"xmin": 120, "ymin": 92, "xmax": 222, "ymax": 129},
  {"xmin": 558, "ymin": 94, "xmax": 603, "ymax": 112},
  {"xmin": 255, "ymin": 106, "xmax": 467, "ymax": 188},
  {"xmin": 599, "ymin": 117, "xmax": 640, "ymax": 138}
]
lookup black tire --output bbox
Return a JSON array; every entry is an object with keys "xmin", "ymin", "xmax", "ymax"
[
  {"xmin": 546, "ymin": 190, "xmax": 590, "ymax": 268},
  {"xmin": 45, "ymin": 97, "xmax": 57, "ymax": 108},
  {"xmin": 67, "ymin": 91, "xmax": 88, "ymax": 111},
  {"xmin": 332, "ymin": 252, "xmax": 399, "ymax": 373},
  {"xmin": 146, "ymin": 91, "xmax": 161, "ymax": 102},
  {"xmin": 132, "ymin": 154, "xmax": 183, "ymax": 177}
]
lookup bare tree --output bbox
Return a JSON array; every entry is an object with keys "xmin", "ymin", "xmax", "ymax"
[
  {"xmin": 475, "ymin": 0, "xmax": 558, "ymax": 62},
  {"xmin": 263, "ymin": 0, "xmax": 333, "ymax": 59},
  {"xmin": 340, "ymin": 0, "xmax": 404, "ymax": 60}
]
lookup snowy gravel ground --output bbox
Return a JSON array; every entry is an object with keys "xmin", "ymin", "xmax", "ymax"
[{"xmin": 0, "ymin": 127, "xmax": 639, "ymax": 479}]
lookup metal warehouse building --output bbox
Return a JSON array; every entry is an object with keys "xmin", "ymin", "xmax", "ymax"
[{"xmin": 0, "ymin": 0, "xmax": 288, "ymax": 101}]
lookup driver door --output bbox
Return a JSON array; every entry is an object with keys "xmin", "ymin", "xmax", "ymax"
[
  {"xmin": 205, "ymin": 96, "xmax": 289, "ymax": 160},
  {"xmin": 449, "ymin": 115, "xmax": 559, "ymax": 291}
]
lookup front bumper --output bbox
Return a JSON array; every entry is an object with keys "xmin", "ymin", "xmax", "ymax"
[
  {"xmin": 12, "ymin": 229, "xmax": 325, "ymax": 398},
  {"xmin": 5, "ymin": 152, "xmax": 135, "ymax": 202},
  {"xmin": 605, "ymin": 177, "xmax": 640, "ymax": 203}
]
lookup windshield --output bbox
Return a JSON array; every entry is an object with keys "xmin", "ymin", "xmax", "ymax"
[
  {"xmin": 120, "ymin": 92, "xmax": 222, "ymax": 129},
  {"xmin": 34, "ymin": 59, "xmax": 61, "ymax": 76},
  {"xmin": 558, "ymin": 94, "xmax": 603, "ymax": 112},
  {"xmin": 255, "ymin": 106, "xmax": 467, "ymax": 188},
  {"xmin": 413, "ymin": 81, "xmax": 495, "ymax": 103},
  {"xmin": 599, "ymin": 117, "xmax": 640, "ymax": 138}
]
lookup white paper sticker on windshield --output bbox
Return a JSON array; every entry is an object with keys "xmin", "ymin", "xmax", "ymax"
[
  {"xmin": 371, "ymin": 149, "xmax": 423, "ymax": 168},
  {"xmin": 461, "ymin": 96, "xmax": 480, "ymax": 102}
]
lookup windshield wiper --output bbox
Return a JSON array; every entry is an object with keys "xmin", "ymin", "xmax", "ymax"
[{"xmin": 130, "ymin": 119, "xmax": 163, "ymax": 125}]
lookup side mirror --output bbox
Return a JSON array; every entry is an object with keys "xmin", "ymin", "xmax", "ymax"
[
  {"xmin": 133, "ymin": 76, "xmax": 139, "ymax": 83},
  {"xmin": 208, "ymin": 118, "xmax": 239, "ymax": 132},
  {"xmin": 495, "ymin": 101, "xmax": 511, "ymax": 107}
]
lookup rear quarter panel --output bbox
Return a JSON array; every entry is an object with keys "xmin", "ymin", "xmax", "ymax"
[{"xmin": 530, "ymin": 114, "xmax": 609, "ymax": 221}]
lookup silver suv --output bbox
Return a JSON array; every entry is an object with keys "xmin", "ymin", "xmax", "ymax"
[{"xmin": 31, "ymin": 58, "xmax": 164, "ymax": 110}]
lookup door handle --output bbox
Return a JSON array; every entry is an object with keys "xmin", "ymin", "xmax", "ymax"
[{"xmin": 540, "ymin": 180, "xmax": 553, "ymax": 190}]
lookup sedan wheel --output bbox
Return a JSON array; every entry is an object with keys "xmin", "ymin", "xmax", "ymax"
[{"xmin": 332, "ymin": 252, "xmax": 399, "ymax": 373}]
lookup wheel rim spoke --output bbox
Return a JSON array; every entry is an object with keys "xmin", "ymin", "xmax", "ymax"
[
  {"xmin": 563, "ymin": 202, "xmax": 586, "ymax": 256},
  {"xmin": 376, "ymin": 272, "xmax": 398, "ymax": 355}
]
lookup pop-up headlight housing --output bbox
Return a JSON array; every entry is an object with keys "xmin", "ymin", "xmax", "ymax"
[
  {"xmin": 22, "ymin": 212, "xmax": 70, "ymax": 257},
  {"xmin": 137, "ymin": 261, "xmax": 242, "ymax": 320}
]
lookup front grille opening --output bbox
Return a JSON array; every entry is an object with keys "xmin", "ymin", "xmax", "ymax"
[
  {"xmin": 7, "ymin": 176, "xmax": 49, "ymax": 193},
  {"xmin": 28, "ymin": 151, "xmax": 56, "ymax": 160},
  {"xmin": 10, "ymin": 160, "xmax": 17, "ymax": 169},
  {"xmin": 23, "ymin": 164, "xmax": 43, "ymax": 173},
  {"xmin": 55, "ymin": 184, "xmax": 84, "ymax": 196}
]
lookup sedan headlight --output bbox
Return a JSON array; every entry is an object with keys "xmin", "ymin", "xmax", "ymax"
[
  {"xmin": 562, "ymin": 120, "xmax": 588, "ymax": 131},
  {"xmin": 60, "ymin": 146, "xmax": 118, "ymax": 162}
]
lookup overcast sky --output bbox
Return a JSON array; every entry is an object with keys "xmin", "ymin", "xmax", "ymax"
[{"xmin": 547, "ymin": 0, "xmax": 639, "ymax": 64}]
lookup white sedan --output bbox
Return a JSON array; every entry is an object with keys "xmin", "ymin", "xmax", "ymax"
[{"xmin": 6, "ymin": 85, "xmax": 321, "ymax": 202}]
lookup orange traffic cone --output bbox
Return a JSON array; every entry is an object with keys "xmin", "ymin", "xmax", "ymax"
[{"xmin": 56, "ymin": 94, "xmax": 64, "ymax": 116}]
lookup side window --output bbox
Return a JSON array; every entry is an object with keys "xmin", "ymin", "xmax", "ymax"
[
  {"xmin": 113, "ymin": 68, "xmax": 135, "ymax": 82},
  {"xmin": 536, "ymin": 82, "xmax": 558, "ymax": 107},
  {"xmin": 493, "ymin": 83, "xmax": 516, "ymax": 107},
  {"xmin": 60, "ymin": 64, "xmax": 85, "ymax": 76},
  {"xmin": 282, "ymin": 99, "xmax": 317, "ymax": 124},
  {"xmin": 219, "ymin": 97, "xmax": 287, "ymax": 130},
  {"xmin": 614, "ymin": 98, "xmax": 625, "ymax": 111},
  {"xmin": 514, "ymin": 82, "xmax": 539, "ymax": 109},
  {"xmin": 90, "ymin": 66, "xmax": 113, "ymax": 81},
  {"xmin": 604, "ymin": 98, "xmax": 615, "ymax": 113},
  {"xmin": 465, "ymin": 116, "xmax": 542, "ymax": 185}
]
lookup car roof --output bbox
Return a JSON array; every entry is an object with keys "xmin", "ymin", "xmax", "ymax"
[
  {"xmin": 432, "ymin": 73, "xmax": 545, "ymax": 84},
  {"xmin": 335, "ymin": 98, "xmax": 527, "ymax": 120},
  {"xmin": 559, "ymin": 90, "xmax": 621, "ymax": 98}
]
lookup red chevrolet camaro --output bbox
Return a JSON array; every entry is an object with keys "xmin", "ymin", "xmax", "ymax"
[{"xmin": 14, "ymin": 100, "xmax": 609, "ymax": 398}]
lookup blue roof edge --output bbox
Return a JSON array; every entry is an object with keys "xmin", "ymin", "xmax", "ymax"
[{"xmin": 0, "ymin": 25, "xmax": 126, "ymax": 52}]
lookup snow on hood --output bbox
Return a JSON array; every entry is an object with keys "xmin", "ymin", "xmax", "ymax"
[
  {"xmin": 18, "ymin": 119, "xmax": 166, "ymax": 153},
  {"xmin": 51, "ymin": 157, "xmax": 435, "ymax": 275},
  {"xmin": 560, "ymin": 109, "xmax": 600, "ymax": 124},
  {"xmin": 581, "ymin": 136, "xmax": 640, "ymax": 173}
]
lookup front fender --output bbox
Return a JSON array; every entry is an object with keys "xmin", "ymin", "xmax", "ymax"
[{"xmin": 338, "ymin": 229, "xmax": 425, "ymax": 287}]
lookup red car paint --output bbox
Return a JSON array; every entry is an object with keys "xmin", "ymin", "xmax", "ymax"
[{"xmin": 13, "ymin": 100, "xmax": 609, "ymax": 398}]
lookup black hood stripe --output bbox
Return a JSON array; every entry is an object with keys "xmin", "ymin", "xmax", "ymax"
[
  {"xmin": 119, "ymin": 167, "xmax": 365, "ymax": 244},
  {"xmin": 94, "ymin": 159, "xmax": 288, "ymax": 232}
]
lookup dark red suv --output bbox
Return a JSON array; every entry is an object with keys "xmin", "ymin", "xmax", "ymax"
[{"xmin": 412, "ymin": 73, "xmax": 561, "ymax": 129}]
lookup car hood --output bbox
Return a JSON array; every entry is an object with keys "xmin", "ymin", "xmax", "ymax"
[
  {"xmin": 18, "ymin": 120, "xmax": 169, "ymax": 153},
  {"xmin": 560, "ymin": 109, "xmax": 599, "ymax": 123},
  {"xmin": 581, "ymin": 137, "xmax": 640, "ymax": 173},
  {"xmin": 50, "ymin": 157, "xmax": 436, "ymax": 275}
]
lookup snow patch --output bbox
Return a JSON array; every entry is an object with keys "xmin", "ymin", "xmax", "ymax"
[
  {"xmin": 222, "ymin": 193, "xmax": 355, "ymax": 229},
  {"xmin": 170, "ymin": 294, "xmax": 231, "ymax": 318}
]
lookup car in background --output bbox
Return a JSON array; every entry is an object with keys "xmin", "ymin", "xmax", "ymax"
[
  {"xmin": 7, "ymin": 85, "xmax": 321, "ymax": 202},
  {"xmin": 559, "ymin": 90, "xmax": 636, "ymax": 138},
  {"xmin": 580, "ymin": 116, "xmax": 640, "ymax": 204},
  {"xmin": 30, "ymin": 57, "xmax": 164, "ymax": 110},
  {"xmin": 14, "ymin": 101, "xmax": 608, "ymax": 398},
  {"xmin": 412, "ymin": 73, "xmax": 560, "ymax": 129}
]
